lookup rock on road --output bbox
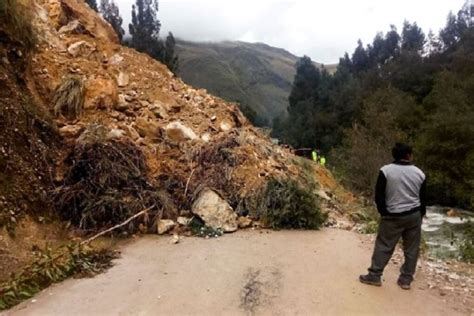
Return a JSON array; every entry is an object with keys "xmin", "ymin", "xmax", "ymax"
[{"xmin": 5, "ymin": 229, "xmax": 466, "ymax": 316}]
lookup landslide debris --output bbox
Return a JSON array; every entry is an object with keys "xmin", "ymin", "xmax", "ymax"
[
  {"xmin": 25, "ymin": 0, "xmax": 331, "ymax": 234},
  {"xmin": 2, "ymin": 0, "xmax": 353, "ymax": 240}
]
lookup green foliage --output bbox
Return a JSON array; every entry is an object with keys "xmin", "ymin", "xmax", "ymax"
[
  {"xmin": 331, "ymin": 88, "xmax": 410, "ymax": 194},
  {"xmin": 401, "ymin": 20, "xmax": 425, "ymax": 53},
  {"xmin": 52, "ymin": 76, "xmax": 84, "ymax": 119},
  {"xmin": 276, "ymin": 8, "xmax": 474, "ymax": 209},
  {"xmin": 459, "ymin": 221, "xmax": 474, "ymax": 263},
  {"xmin": 128, "ymin": 0, "xmax": 179, "ymax": 73},
  {"xmin": 416, "ymin": 72, "xmax": 474, "ymax": 208},
  {"xmin": 163, "ymin": 32, "xmax": 178, "ymax": 73},
  {"xmin": 0, "ymin": 244, "xmax": 116, "ymax": 310},
  {"xmin": 188, "ymin": 217, "xmax": 224, "ymax": 238},
  {"xmin": 257, "ymin": 178, "xmax": 327, "ymax": 230},
  {"xmin": 100, "ymin": 0, "xmax": 124, "ymax": 42},
  {"xmin": 0, "ymin": 0, "xmax": 36, "ymax": 49},
  {"xmin": 350, "ymin": 207, "xmax": 379, "ymax": 234}
]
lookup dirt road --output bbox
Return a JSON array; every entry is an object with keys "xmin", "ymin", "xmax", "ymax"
[{"xmin": 5, "ymin": 229, "xmax": 468, "ymax": 316}]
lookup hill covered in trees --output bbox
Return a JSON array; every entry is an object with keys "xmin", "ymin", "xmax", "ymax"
[
  {"xmin": 176, "ymin": 40, "xmax": 335, "ymax": 126},
  {"xmin": 273, "ymin": 11, "xmax": 474, "ymax": 210}
]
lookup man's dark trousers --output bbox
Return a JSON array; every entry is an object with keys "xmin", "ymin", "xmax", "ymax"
[{"xmin": 368, "ymin": 211, "xmax": 422, "ymax": 282}]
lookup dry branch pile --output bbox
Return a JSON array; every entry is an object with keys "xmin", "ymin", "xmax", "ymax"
[{"xmin": 53, "ymin": 139, "xmax": 176, "ymax": 232}]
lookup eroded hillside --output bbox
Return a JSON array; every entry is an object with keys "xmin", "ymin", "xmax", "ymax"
[{"xmin": 0, "ymin": 0, "xmax": 357, "ymax": 285}]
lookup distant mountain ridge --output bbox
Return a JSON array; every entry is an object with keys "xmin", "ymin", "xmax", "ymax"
[{"xmin": 176, "ymin": 40, "xmax": 327, "ymax": 125}]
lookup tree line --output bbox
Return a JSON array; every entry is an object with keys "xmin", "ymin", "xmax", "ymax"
[
  {"xmin": 85, "ymin": 0, "xmax": 178, "ymax": 73},
  {"xmin": 273, "ymin": 9, "xmax": 474, "ymax": 209}
]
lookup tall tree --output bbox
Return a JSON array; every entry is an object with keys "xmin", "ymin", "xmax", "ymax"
[
  {"xmin": 440, "ymin": 10, "xmax": 469, "ymax": 51},
  {"xmin": 100, "ymin": 0, "xmax": 125, "ymax": 42},
  {"xmin": 129, "ymin": 0, "xmax": 162, "ymax": 58},
  {"xmin": 85, "ymin": 0, "xmax": 99, "ymax": 12},
  {"xmin": 163, "ymin": 32, "xmax": 179, "ymax": 73},
  {"xmin": 288, "ymin": 56, "xmax": 320, "ymax": 109},
  {"xmin": 401, "ymin": 21, "xmax": 425, "ymax": 53},
  {"xmin": 351, "ymin": 40, "xmax": 370, "ymax": 73}
]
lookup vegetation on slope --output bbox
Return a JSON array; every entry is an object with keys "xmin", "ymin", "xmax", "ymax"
[{"xmin": 274, "ymin": 12, "xmax": 474, "ymax": 210}]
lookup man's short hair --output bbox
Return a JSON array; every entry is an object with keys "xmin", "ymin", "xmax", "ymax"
[{"xmin": 392, "ymin": 143, "xmax": 413, "ymax": 160}]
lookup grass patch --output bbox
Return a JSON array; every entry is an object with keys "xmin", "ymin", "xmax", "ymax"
[
  {"xmin": 0, "ymin": 0, "xmax": 36, "ymax": 49},
  {"xmin": 53, "ymin": 76, "xmax": 85, "ymax": 119},
  {"xmin": 256, "ymin": 178, "xmax": 327, "ymax": 229},
  {"xmin": 0, "ymin": 244, "xmax": 117, "ymax": 310}
]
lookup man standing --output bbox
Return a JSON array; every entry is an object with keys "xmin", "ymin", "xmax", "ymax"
[{"xmin": 360, "ymin": 143, "xmax": 427, "ymax": 290}]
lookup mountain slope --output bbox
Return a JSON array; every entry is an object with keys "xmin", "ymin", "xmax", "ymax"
[{"xmin": 176, "ymin": 40, "xmax": 309, "ymax": 125}]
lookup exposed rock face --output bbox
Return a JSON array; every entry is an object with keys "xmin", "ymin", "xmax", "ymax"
[
  {"xmin": 61, "ymin": 0, "xmax": 119, "ymax": 43},
  {"xmin": 165, "ymin": 121, "xmax": 198, "ymax": 141},
  {"xmin": 191, "ymin": 189, "xmax": 238, "ymax": 232}
]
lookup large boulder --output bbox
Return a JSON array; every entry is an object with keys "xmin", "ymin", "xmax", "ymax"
[{"xmin": 191, "ymin": 189, "xmax": 238, "ymax": 232}]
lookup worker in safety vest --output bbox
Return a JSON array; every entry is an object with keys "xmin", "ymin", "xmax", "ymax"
[
  {"xmin": 320, "ymin": 156, "xmax": 326, "ymax": 166},
  {"xmin": 311, "ymin": 150, "xmax": 318, "ymax": 162}
]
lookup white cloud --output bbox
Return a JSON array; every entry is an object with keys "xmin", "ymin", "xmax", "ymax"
[{"xmin": 115, "ymin": 0, "xmax": 466, "ymax": 63}]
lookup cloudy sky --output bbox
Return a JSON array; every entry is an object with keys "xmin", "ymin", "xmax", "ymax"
[{"xmin": 115, "ymin": 0, "xmax": 466, "ymax": 64}]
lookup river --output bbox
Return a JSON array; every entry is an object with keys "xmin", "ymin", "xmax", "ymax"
[{"xmin": 422, "ymin": 206, "xmax": 473, "ymax": 259}]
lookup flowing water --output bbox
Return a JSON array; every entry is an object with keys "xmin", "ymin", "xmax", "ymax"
[{"xmin": 422, "ymin": 206, "xmax": 473, "ymax": 259}]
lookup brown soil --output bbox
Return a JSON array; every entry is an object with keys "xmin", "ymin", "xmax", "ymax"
[{"xmin": 7, "ymin": 229, "xmax": 472, "ymax": 316}]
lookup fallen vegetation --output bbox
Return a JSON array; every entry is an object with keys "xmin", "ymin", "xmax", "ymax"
[
  {"xmin": 54, "ymin": 139, "xmax": 175, "ymax": 233},
  {"xmin": 256, "ymin": 178, "xmax": 327, "ymax": 229},
  {"xmin": 0, "ymin": 244, "xmax": 117, "ymax": 310}
]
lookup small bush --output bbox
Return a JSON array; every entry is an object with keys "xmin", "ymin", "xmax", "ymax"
[
  {"xmin": 53, "ymin": 76, "xmax": 85, "ymax": 119},
  {"xmin": 258, "ymin": 178, "xmax": 327, "ymax": 229},
  {"xmin": 0, "ymin": 0, "xmax": 36, "ymax": 49}
]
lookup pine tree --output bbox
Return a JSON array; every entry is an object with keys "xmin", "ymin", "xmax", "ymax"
[
  {"xmin": 100, "ymin": 0, "xmax": 125, "ymax": 42},
  {"xmin": 351, "ymin": 40, "xmax": 370, "ymax": 73},
  {"xmin": 401, "ymin": 21, "xmax": 425, "ymax": 53},
  {"xmin": 288, "ymin": 56, "xmax": 320, "ymax": 109},
  {"xmin": 129, "ymin": 0, "xmax": 162, "ymax": 58},
  {"xmin": 85, "ymin": 0, "xmax": 99, "ymax": 12},
  {"xmin": 163, "ymin": 32, "xmax": 179, "ymax": 73}
]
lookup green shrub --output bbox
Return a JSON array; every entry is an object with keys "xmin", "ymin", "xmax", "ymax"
[
  {"xmin": 0, "ymin": 0, "xmax": 36, "ymax": 49},
  {"xmin": 259, "ymin": 178, "xmax": 327, "ymax": 229}
]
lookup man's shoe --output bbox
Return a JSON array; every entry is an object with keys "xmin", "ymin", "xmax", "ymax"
[
  {"xmin": 359, "ymin": 274, "xmax": 382, "ymax": 287},
  {"xmin": 397, "ymin": 278, "xmax": 411, "ymax": 290}
]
